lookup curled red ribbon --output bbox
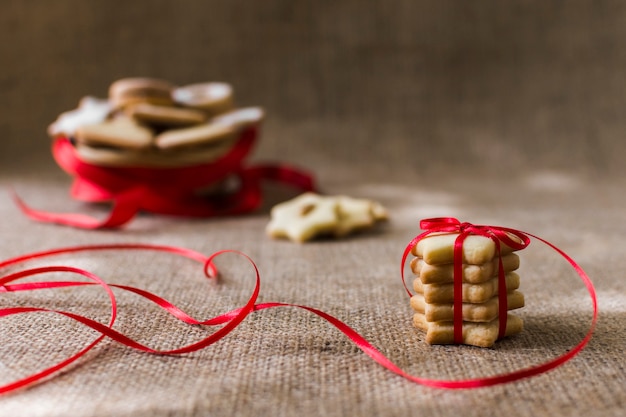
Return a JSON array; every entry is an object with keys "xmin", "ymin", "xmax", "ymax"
[
  {"xmin": 13, "ymin": 128, "xmax": 316, "ymax": 229},
  {"xmin": 0, "ymin": 220, "xmax": 597, "ymax": 394}
]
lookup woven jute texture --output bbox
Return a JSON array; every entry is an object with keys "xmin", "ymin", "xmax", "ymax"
[{"xmin": 1, "ymin": 1, "xmax": 625, "ymax": 416}]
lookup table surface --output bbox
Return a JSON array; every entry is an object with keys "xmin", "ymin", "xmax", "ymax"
[{"xmin": 0, "ymin": 149, "xmax": 624, "ymax": 417}]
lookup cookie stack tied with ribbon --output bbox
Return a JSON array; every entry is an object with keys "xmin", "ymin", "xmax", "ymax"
[{"xmin": 408, "ymin": 218, "xmax": 530, "ymax": 348}]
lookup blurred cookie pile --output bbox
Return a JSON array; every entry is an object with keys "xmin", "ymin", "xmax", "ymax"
[
  {"xmin": 48, "ymin": 78, "xmax": 263, "ymax": 168},
  {"xmin": 409, "ymin": 233, "xmax": 526, "ymax": 347}
]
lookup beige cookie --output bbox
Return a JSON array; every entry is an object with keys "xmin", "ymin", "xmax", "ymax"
[
  {"xmin": 211, "ymin": 107, "xmax": 264, "ymax": 130},
  {"xmin": 411, "ymin": 232, "xmax": 523, "ymax": 265},
  {"xmin": 413, "ymin": 312, "xmax": 524, "ymax": 348},
  {"xmin": 173, "ymin": 82, "xmax": 234, "ymax": 115},
  {"xmin": 154, "ymin": 122, "xmax": 237, "ymax": 150},
  {"xmin": 266, "ymin": 192, "xmax": 339, "ymax": 243},
  {"xmin": 335, "ymin": 196, "xmax": 388, "ymax": 237},
  {"xmin": 109, "ymin": 77, "xmax": 175, "ymax": 108},
  {"xmin": 370, "ymin": 201, "xmax": 388, "ymax": 221},
  {"xmin": 127, "ymin": 103, "xmax": 207, "ymax": 127},
  {"xmin": 410, "ymin": 253, "xmax": 520, "ymax": 285},
  {"xmin": 75, "ymin": 115, "xmax": 154, "ymax": 150},
  {"xmin": 74, "ymin": 138, "xmax": 236, "ymax": 168},
  {"xmin": 48, "ymin": 96, "xmax": 113, "ymax": 138},
  {"xmin": 413, "ymin": 272, "xmax": 520, "ymax": 304},
  {"xmin": 266, "ymin": 193, "xmax": 388, "ymax": 242},
  {"xmin": 410, "ymin": 290, "xmax": 525, "ymax": 323}
]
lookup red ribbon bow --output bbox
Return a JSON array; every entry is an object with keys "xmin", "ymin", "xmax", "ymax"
[{"xmin": 14, "ymin": 127, "xmax": 316, "ymax": 229}]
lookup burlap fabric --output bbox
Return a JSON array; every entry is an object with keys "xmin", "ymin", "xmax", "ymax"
[{"xmin": 0, "ymin": 1, "xmax": 624, "ymax": 416}]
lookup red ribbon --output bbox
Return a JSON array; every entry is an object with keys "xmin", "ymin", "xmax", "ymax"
[
  {"xmin": 0, "ymin": 220, "xmax": 597, "ymax": 394},
  {"xmin": 13, "ymin": 127, "xmax": 316, "ymax": 229}
]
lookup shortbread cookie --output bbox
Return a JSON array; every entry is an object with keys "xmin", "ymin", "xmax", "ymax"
[
  {"xmin": 410, "ymin": 290, "xmax": 525, "ymax": 323},
  {"xmin": 335, "ymin": 196, "xmax": 388, "ymax": 237},
  {"xmin": 412, "ymin": 313, "xmax": 524, "ymax": 348},
  {"xmin": 411, "ymin": 232, "xmax": 523, "ymax": 265},
  {"xmin": 413, "ymin": 272, "xmax": 520, "ymax": 304},
  {"xmin": 173, "ymin": 82, "xmax": 234, "ymax": 115},
  {"xmin": 74, "ymin": 138, "xmax": 236, "ymax": 168},
  {"xmin": 212, "ymin": 107, "xmax": 264, "ymax": 130},
  {"xmin": 127, "ymin": 103, "xmax": 207, "ymax": 127},
  {"xmin": 370, "ymin": 201, "xmax": 388, "ymax": 221},
  {"xmin": 48, "ymin": 96, "xmax": 113, "ymax": 138},
  {"xmin": 75, "ymin": 116, "xmax": 154, "ymax": 150},
  {"xmin": 266, "ymin": 192, "xmax": 339, "ymax": 243},
  {"xmin": 154, "ymin": 122, "xmax": 237, "ymax": 150},
  {"xmin": 266, "ymin": 192, "xmax": 388, "ymax": 242},
  {"xmin": 410, "ymin": 253, "xmax": 520, "ymax": 284},
  {"xmin": 109, "ymin": 77, "xmax": 175, "ymax": 108}
]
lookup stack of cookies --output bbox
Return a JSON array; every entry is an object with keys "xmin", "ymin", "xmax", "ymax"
[
  {"xmin": 409, "ymin": 233, "xmax": 526, "ymax": 348},
  {"xmin": 48, "ymin": 78, "xmax": 263, "ymax": 168}
]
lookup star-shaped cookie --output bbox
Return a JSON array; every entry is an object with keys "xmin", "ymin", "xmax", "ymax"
[{"xmin": 266, "ymin": 192, "xmax": 388, "ymax": 242}]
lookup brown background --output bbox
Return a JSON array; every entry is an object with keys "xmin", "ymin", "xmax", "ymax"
[
  {"xmin": 0, "ymin": 1, "xmax": 624, "ymax": 417},
  {"xmin": 2, "ymin": 0, "xmax": 626, "ymax": 176}
]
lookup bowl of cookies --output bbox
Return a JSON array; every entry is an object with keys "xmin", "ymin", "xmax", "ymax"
[
  {"xmin": 48, "ymin": 77, "xmax": 264, "ymax": 170},
  {"xmin": 16, "ymin": 77, "xmax": 317, "ymax": 228}
]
